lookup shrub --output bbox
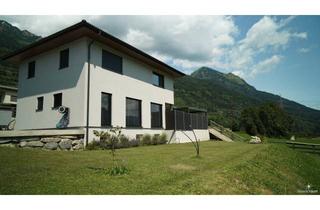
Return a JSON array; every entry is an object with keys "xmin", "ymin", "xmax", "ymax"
[
  {"xmin": 129, "ymin": 138, "xmax": 140, "ymax": 147},
  {"xmin": 93, "ymin": 130, "xmax": 111, "ymax": 149},
  {"xmin": 100, "ymin": 137, "xmax": 110, "ymax": 149},
  {"xmin": 151, "ymin": 134, "xmax": 160, "ymax": 145},
  {"xmin": 86, "ymin": 140, "xmax": 101, "ymax": 150},
  {"xmin": 159, "ymin": 132, "xmax": 168, "ymax": 144},
  {"xmin": 141, "ymin": 134, "xmax": 152, "ymax": 145},
  {"xmin": 118, "ymin": 135, "xmax": 130, "ymax": 148},
  {"xmin": 108, "ymin": 165, "xmax": 129, "ymax": 176}
]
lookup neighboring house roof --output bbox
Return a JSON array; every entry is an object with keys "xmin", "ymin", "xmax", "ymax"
[
  {"xmin": 2, "ymin": 20, "xmax": 185, "ymax": 78},
  {"xmin": 0, "ymin": 85, "xmax": 18, "ymax": 91}
]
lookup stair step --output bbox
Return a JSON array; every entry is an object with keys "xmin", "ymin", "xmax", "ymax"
[{"xmin": 209, "ymin": 128, "xmax": 233, "ymax": 142}]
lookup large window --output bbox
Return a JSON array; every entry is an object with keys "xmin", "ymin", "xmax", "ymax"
[
  {"xmin": 36, "ymin": 96, "xmax": 44, "ymax": 111},
  {"xmin": 102, "ymin": 50, "xmax": 123, "ymax": 74},
  {"xmin": 53, "ymin": 93, "xmax": 62, "ymax": 109},
  {"xmin": 59, "ymin": 48, "xmax": 69, "ymax": 69},
  {"xmin": 28, "ymin": 61, "xmax": 35, "ymax": 79},
  {"xmin": 151, "ymin": 103, "xmax": 162, "ymax": 128},
  {"xmin": 152, "ymin": 72, "xmax": 164, "ymax": 88},
  {"xmin": 126, "ymin": 97, "xmax": 141, "ymax": 127},
  {"xmin": 101, "ymin": 92, "xmax": 112, "ymax": 126}
]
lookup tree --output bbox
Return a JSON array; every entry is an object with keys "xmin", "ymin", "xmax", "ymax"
[
  {"xmin": 93, "ymin": 126, "xmax": 128, "ymax": 175},
  {"xmin": 240, "ymin": 102, "xmax": 293, "ymax": 137}
]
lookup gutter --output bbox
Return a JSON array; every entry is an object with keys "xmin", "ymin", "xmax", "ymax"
[{"xmin": 85, "ymin": 39, "xmax": 95, "ymax": 147}]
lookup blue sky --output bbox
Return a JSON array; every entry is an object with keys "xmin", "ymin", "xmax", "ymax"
[
  {"xmin": 233, "ymin": 16, "xmax": 320, "ymax": 110},
  {"xmin": 1, "ymin": 15, "xmax": 319, "ymax": 110}
]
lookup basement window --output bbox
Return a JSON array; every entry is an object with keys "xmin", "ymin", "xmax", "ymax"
[
  {"xmin": 59, "ymin": 48, "xmax": 69, "ymax": 69},
  {"xmin": 53, "ymin": 93, "xmax": 62, "ymax": 109},
  {"xmin": 36, "ymin": 96, "xmax": 44, "ymax": 112},
  {"xmin": 27, "ymin": 61, "xmax": 35, "ymax": 79}
]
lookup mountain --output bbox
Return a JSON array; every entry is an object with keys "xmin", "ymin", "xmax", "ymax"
[
  {"xmin": 175, "ymin": 67, "xmax": 320, "ymax": 136},
  {"xmin": 0, "ymin": 20, "xmax": 40, "ymax": 87}
]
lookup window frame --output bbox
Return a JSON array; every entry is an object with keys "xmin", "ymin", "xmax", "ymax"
[
  {"xmin": 126, "ymin": 97, "xmax": 142, "ymax": 128},
  {"xmin": 10, "ymin": 95, "xmax": 17, "ymax": 102},
  {"xmin": 27, "ymin": 61, "xmax": 35, "ymax": 79},
  {"xmin": 152, "ymin": 72, "xmax": 164, "ymax": 88},
  {"xmin": 59, "ymin": 48, "xmax": 69, "ymax": 69},
  {"xmin": 52, "ymin": 93, "xmax": 62, "ymax": 109},
  {"xmin": 36, "ymin": 96, "xmax": 44, "ymax": 112},
  {"xmin": 151, "ymin": 102, "xmax": 163, "ymax": 128},
  {"xmin": 101, "ymin": 92, "xmax": 112, "ymax": 127},
  {"xmin": 101, "ymin": 49, "xmax": 123, "ymax": 74}
]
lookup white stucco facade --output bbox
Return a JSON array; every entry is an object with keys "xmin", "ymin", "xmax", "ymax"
[
  {"xmin": 15, "ymin": 38, "xmax": 87, "ymax": 130},
  {"xmin": 14, "ymin": 35, "xmax": 209, "ymax": 144}
]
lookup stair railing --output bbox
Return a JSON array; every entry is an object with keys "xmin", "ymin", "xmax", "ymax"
[{"xmin": 209, "ymin": 120, "xmax": 245, "ymax": 142}]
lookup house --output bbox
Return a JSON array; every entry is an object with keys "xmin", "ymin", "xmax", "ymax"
[
  {"xmin": 0, "ymin": 85, "xmax": 17, "ymax": 129},
  {"xmin": 2, "ymin": 20, "xmax": 209, "ymax": 145}
]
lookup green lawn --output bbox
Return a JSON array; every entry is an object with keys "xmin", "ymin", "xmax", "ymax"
[
  {"xmin": 1, "ymin": 141, "xmax": 320, "ymax": 194},
  {"xmin": 267, "ymin": 137, "xmax": 320, "ymax": 144}
]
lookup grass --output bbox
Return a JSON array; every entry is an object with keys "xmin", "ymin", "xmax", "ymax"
[
  {"xmin": 267, "ymin": 137, "xmax": 320, "ymax": 144},
  {"xmin": 0, "ymin": 140, "xmax": 320, "ymax": 194}
]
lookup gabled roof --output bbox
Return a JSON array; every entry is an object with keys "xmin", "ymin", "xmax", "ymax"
[{"xmin": 2, "ymin": 20, "xmax": 185, "ymax": 77}]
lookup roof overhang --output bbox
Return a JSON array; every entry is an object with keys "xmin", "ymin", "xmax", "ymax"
[
  {"xmin": 174, "ymin": 106, "xmax": 207, "ymax": 113},
  {"xmin": 2, "ymin": 20, "xmax": 185, "ymax": 78},
  {"xmin": 0, "ymin": 85, "xmax": 18, "ymax": 92}
]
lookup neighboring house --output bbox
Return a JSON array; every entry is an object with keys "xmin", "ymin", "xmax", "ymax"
[
  {"xmin": 2, "ymin": 20, "xmax": 209, "ymax": 144},
  {"xmin": 0, "ymin": 85, "xmax": 17, "ymax": 129}
]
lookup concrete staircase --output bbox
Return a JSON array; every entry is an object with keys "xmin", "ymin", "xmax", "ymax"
[
  {"xmin": 208, "ymin": 128, "xmax": 233, "ymax": 142},
  {"xmin": 209, "ymin": 120, "xmax": 245, "ymax": 142}
]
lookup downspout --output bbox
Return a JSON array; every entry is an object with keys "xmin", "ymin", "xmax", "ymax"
[{"xmin": 85, "ymin": 39, "xmax": 95, "ymax": 147}]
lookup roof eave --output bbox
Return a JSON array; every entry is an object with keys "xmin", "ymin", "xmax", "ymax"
[{"xmin": 1, "ymin": 20, "xmax": 185, "ymax": 78}]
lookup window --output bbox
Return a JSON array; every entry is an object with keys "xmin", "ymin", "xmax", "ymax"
[
  {"xmin": 10, "ymin": 95, "xmax": 17, "ymax": 102},
  {"xmin": 11, "ymin": 108, "xmax": 16, "ymax": 118},
  {"xmin": 102, "ymin": 50, "xmax": 122, "ymax": 74},
  {"xmin": 101, "ymin": 92, "xmax": 112, "ymax": 126},
  {"xmin": 152, "ymin": 72, "xmax": 164, "ymax": 88},
  {"xmin": 28, "ymin": 61, "xmax": 35, "ymax": 79},
  {"xmin": 59, "ymin": 49, "xmax": 69, "ymax": 69},
  {"xmin": 53, "ymin": 93, "xmax": 62, "ymax": 109},
  {"xmin": 151, "ymin": 103, "xmax": 162, "ymax": 128},
  {"xmin": 36, "ymin": 96, "xmax": 44, "ymax": 111},
  {"xmin": 126, "ymin": 97, "xmax": 141, "ymax": 127}
]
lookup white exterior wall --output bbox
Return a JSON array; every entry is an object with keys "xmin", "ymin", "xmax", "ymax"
[
  {"xmin": 87, "ymin": 42, "xmax": 174, "ymax": 141},
  {"xmin": 168, "ymin": 130, "xmax": 210, "ymax": 143},
  {"xmin": 15, "ymin": 38, "xmax": 88, "ymax": 130},
  {"xmin": 14, "ymin": 36, "xmax": 209, "ymax": 144}
]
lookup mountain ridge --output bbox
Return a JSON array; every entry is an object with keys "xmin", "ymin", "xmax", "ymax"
[
  {"xmin": 0, "ymin": 20, "xmax": 40, "ymax": 86},
  {"xmin": 175, "ymin": 66, "xmax": 320, "ymax": 136}
]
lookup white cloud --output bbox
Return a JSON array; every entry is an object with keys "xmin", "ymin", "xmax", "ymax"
[
  {"xmin": 124, "ymin": 29, "xmax": 154, "ymax": 50},
  {"xmin": 298, "ymin": 48, "xmax": 310, "ymax": 53},
  {"xmin": 0, "ymin": 15, "xmax": 307, "ymax": 78},
  {"xmin": 227, "ymin": 16, "xmax": 307, "ymax": 78},
  {"xmin": 250, "ymin": 55, "xmax": 282, "ymax": 77}
]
